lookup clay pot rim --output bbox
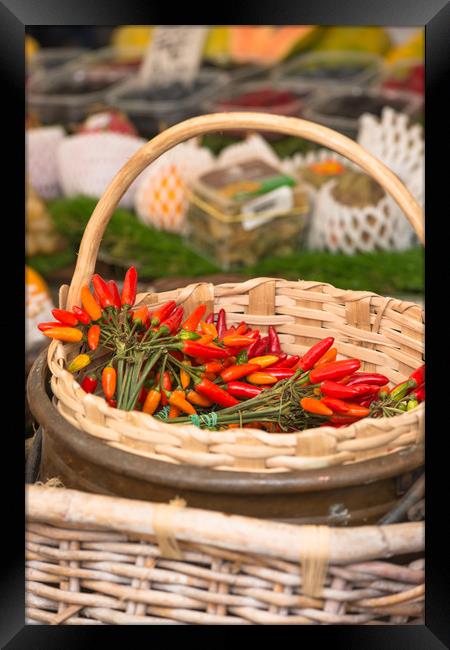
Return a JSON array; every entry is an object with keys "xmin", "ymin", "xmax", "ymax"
[{"xmin": 27, "ymin": 349, "xmax": 424, "ymax": 495}]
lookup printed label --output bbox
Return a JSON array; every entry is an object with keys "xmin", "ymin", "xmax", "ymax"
[
  {"xmin": 241, "ymin": 185, "xmax": 294, "ymax": 230},
  {"xmin": 138, "ymin": 26, "xmax": 208, "ymax": 88}
]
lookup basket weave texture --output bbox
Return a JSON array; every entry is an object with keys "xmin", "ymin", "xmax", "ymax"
[
  {"xmin": 48, "ymin": 277, "xmax": 424, "ymax": 472},
  {"xmin": 46, "ymin": 112, "xmax": 425, "ymax": 473},
  {"xmin": 26, "ymin": 486, "xmax": 424, "ymax": 625}
]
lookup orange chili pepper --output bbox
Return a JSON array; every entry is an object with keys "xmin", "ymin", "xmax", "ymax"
[
  {"xmin": 169, "ymin": 405, "xmax": 180, "ymax": 418},
  {"xmin": 168, "ymin": 390, "xmax": 197, "ymax": 415},
  {"xmin": 248, "ymin": 355, "xmax": 279, "ymax": 369},
  {"xmin": 234, "ymin": 322, "xmax": 248, "ymax": 335},
  {"xmin": 344, "ymin": 403, "xmax": 371, "ymax": 418},
  {"xmin": 247, "ymin": 372, "xmax": 278, "ymax": 385},
  {"xmin": 87, "ymin": 324, "xmax": 101, "ymax": 351},
  {"xmin": 186, "ymin": 390, "xmax": 213, "ymax": 407},
  {"xmin": 180, "ymin": 362, "xmax": 191, "ymax": 389},
  {"xmin": 196, "ymin": 333, "xmax": 216, "ymax": 346},
  {"xmin": 80, "ymin": 286, "xmax": 102, "ymax": 321},
  {"xmin": 200, "ymin": 321, "xmax": 218, "ymax": 338},
  {"xmin": 43, "ymin": 327, "xmax": 83, "ymax": 343},
  {"xmin": 204, "ymin": 361, "xmax": 224, "ymax": 374},
  {"xmin": 142, "ymin": 389, "xmax": 161, "ymax": 415},
  {"xmin": 223, "ymin": 335, "xmax": 256, "ymax": 348},
  {"xmin": 300, "ymin": 397, "xmax": 333, "ymax": 416},
  {"xmin": 102, "ymin": 366, "xmax": 116, "ymax": 400},
  {"xmin": 313, "ymin": 347, "xmax": 337, "ymax": 368}
]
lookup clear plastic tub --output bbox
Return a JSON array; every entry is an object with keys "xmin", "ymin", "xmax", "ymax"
[
  {"xmin": 105, "ymin": 69, "xmax": 230, "ymax": 139},
  {"xmin": 272, "ymin": 50, "xmax": 383, "ymax": 88},
  {"xmin": 302, "ymin": 86, "xmax": 423, "ymax": 139},
  {"xmin": 201, "ymin": 60, "xmax": 270, "ymax": 84},
  {"xmin": 184, "ymin": 158, "xmax": 311, "ymax": 270},
  {"xmin": 202, "ymin": 79, "xmax": 317, "ymax": 141},
  {"xmin": 26, "ymin": 47, "xmax": 146, "ymax": 127},
  {"xmin": 28, "ymin": 47, "xmax": 88, "ymax": 74}
]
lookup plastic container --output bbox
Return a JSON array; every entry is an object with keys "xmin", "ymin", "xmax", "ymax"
[
  {"xmin": 184, "ymin": 157, "xmax": 310, "ymax": 270},
  {"xmin": 27, "ymin": 47, "xmax": 88, "ymax": 76},
  {"xmin": 105, "ymin": 69, "xmax": 230, "ymax": 139},
  {"xmin": 380, "ymin": 58, "xmax": 424, "ymax": 97},
  {"xmin": 203, "ymin": 79, "xmax": 317, "ymax": 142},
  {"xmin": 201, "ymin": 60, "xmax": 270, "ymax": 84},
  {"xmin": 26, "ymin": 47, "xmax": 145, "ymax": 127},
  {"xmin": 303, "ymin": 86, "xmax": 423, "ymax": 139},
  {"xmin": 273, "ymin": 50, "xmax": 382, "ymax": 87}
]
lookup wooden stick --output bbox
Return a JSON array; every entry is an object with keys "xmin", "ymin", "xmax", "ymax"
[
  {"xmin": 65, "ymin": 112, "xmax": 424, "ymax": 309},
  {"xmin": 26, "ymin": 486, "xmax": 424, "ymax": 565}
]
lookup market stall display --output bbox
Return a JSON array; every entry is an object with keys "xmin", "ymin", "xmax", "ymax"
[
  {"xmin": 26, "ymin": 125, "xmax": 65, "ymax": 199},
  {"xmin": 273, "ymin": 50, "xmax": 382, "ymax": 87},
  {"xmin": 303, "ymin": 86, "xmax": 422, "ymax": 139},
  {"xmin": 26, "ymin": 182, "xmax": 67, "ymax": 257},
  {"xmin": 26, "ymin": 48, "xmax": 144, "ymax": 127},
  {"xmin": 106, "ymin": 69, "xmax": 230, "ymax": 139}
]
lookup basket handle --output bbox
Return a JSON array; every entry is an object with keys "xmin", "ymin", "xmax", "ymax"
[{"xmin": 66, "ymin": 112, "xmax": 424, "ymax": 309}]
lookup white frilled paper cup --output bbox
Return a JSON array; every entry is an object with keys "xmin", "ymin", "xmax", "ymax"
[
  {"xmin": 134, "ymin": 139, "xmax": 214, "ymax": 233},
  {"xmin": 57, "ymin": 133, "xmax": 146, "ymax": 209},
  {"xmin": 26, "ymin": 126, "xmax": 66, "ymax": 199}
]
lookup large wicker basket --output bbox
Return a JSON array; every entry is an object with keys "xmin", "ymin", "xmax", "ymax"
[
  {"xmin": 47, "ymin": 112, "xmax": 424, "ymax": 473},
  {"xmin": 25, "ymin": 484, "xmax": 424, "ymax": 625}
]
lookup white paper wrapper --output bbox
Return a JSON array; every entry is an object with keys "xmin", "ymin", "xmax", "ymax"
[
  {"xmin": 288, "ymin": 108, "xmax": 423, "ymax": 252},
  {"xmin": 134, "ymin": 139, "xmax": 214, "ymax": 233},
  {"xmin": 26, "ymin": 126, "xmax": 65, "ymax": 198},
  {"xmin": 57, "ymin": 133, "xmax": 146, "ymax": 209}
]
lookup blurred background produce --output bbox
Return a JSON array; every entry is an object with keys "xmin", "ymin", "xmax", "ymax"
[{"xmin": 25, "ymin": 25, "xmax": 424, "ymax": 355}]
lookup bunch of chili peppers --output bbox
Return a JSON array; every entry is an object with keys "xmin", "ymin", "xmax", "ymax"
[{"xmin": 38, "ymin": 267, "xmax": 425, "ymax": 431}]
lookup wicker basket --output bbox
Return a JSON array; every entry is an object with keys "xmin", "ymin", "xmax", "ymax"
[
  {"xmin": 46, "ymin": 112, "xmax": 424, "ymax": 473},
  {"xmin": 25, "ymin": 484, "xmax": 424, "ymax": 625}
]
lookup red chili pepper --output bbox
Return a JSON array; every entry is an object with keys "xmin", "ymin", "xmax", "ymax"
[
  {"xmin": 245, "ymin": 329, "xmax": 261, "ymax": 341},
  {"xmin": 267, "ymin": 326, "xmax": 281, "ymax": 354},
  {"xmin": 87, "ymin": 324, "xmax": 101, "ymax": 351},
  {"xmin": 346, "ymin": 373, "xmax": 389, "ymax": 387},
  {"xmin": 309, "ymin": 359, "xmax": 361, "ymax": 384},
  {"xmin": 72, "ymin": 305, "xmax": 91, "ymax": 325},
  {"xmin": 92, "ymin": 274, "xmax": 114, "ymax": 309},
  {"xmin": 329, "ymin": 415, "xmax": 361, "ymax": 425},
  {"xmin": 220, "ymin": 363, "xmax": 262, "ymax": 382},
  {"xmin": 106, "ymin": 398, "xmax": 117, "ymax": 408},
  {"xmin": 263, "ymin": 368, "xmax": 296, "ymax": 379},
  {"xmin": 409, "ymin": 364, "xmax": 425, "ymax": 387},
  {"xmin": 320, "ymin": 381, "xmax": 372, "ymax": 399},
  {"xmin": 412, "ymin": 383, "xmax": 425, "ymax": 402},
  {"xmin": 182, "ymin": 305, "xmax": 207, "ymax": 332},
  {"xmin": 121, "ymin": 266, "xmax": 138, "ymax": 307},
  {"xmin": 138, "ymin": 386, "xmax": 148, "ymax": 405},
  {"xmin": 81, "ymin": 374, "xmax": 97, "ymax": 394},
  {"xmin": 150, "ymin": 300, "xmax": 177, "ymax": 327},
  {"xmin": 272, "ymin": 355, "xmax": 300, "ymax": 368},
  {"xmin": 108, "ymin": 280, "xmax": 122, "ymax": 310},
  {"xmin": 195, "ymin": 377, "xmax": 240, "ymax": 407},
  {"xmin": 320, "ymin": 397, "xmax": 351, "ymax": 414},
  {"xmin": 38, "ymin": 321, "xmax": 70, "ymax": 332},
  {"xmin": 235, "ymin": 322, "xmax": 248, "ymax": 335},
  {"xmin": 202, "ymin": 361, "xmax": 225, "ymax": 374},
  {"xmin": 51, "ymin": 309, "xmax": 78, "ymax": 327},
  {"xmin": 157, "ymin": 371, "xmax": 172, "ymax": 406},
  {"xmin": 102, "ymin": 366, "xmax": 116, "ymax": 400},
  {"xmin": 216, "ymin": 309, "xmax": 227, "ymax": 338},
  {"xmin": 298, "ymin": 337, "xmax": 335, "ymax": 372},
  {"xmin": 158, "ymin": 306, "xmax": 184, "ymax": 335},
  {"xmin": 224, "ymin": 381, "xmax": 263, "ymax": 399},
  {"xmin": 205, "ymin": 312, "xmax": 215, "ymax": 325},
  {"xmin": 131, "ymin": 305, "xmax": 150, "ymax": 329},
  {"xmin": 247, "ymin": 336, "xmax": 269, "ymax": 359},
  {"xmin": 268, "ymin": 353, "xmax": 287, "ymax": 367},
  {"xmin": 179, "ymin": 340, "xmax": 228, "ymax": 360}
]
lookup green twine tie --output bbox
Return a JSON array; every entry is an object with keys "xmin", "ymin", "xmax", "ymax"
[{"xmin": 190, "ymin": 412, "xmax": 218, "ymax": 429}]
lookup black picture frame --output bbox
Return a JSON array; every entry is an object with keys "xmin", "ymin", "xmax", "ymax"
[{"xmin": 4, "ymin": 0, "xmax": 449, "ymax": 645}]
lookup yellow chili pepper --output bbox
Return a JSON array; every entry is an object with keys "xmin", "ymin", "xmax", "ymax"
[
  {"xmin": 247, "ymin": 372, "xmax": 278, "ymax": 385},
  {"xmin": 68, "ymin": 353, "xmax": 91, "ymax": 373},
  {"xmin": 248, "ymin": 355, "xmax": 279, "ymax": 369}
]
